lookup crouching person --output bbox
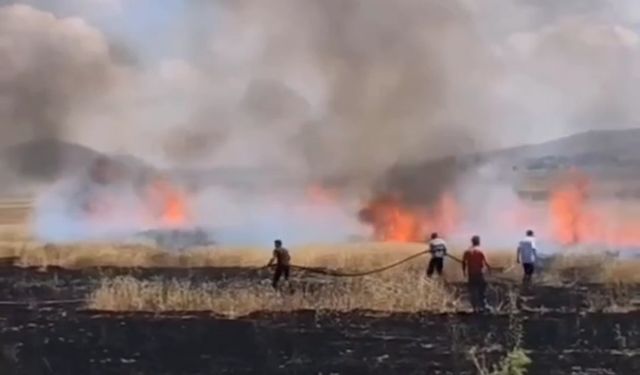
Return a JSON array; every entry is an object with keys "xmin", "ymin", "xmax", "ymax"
[{"xmin": 267, "ymin": 239, "xmax": 291, "ymax": 289}]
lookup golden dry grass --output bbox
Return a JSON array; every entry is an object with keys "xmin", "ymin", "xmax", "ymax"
[
  {"xmin": 2, "ymin": 199, "xmax": 640, "ymax": 315},
  {"xmin": 0, "ymin": 239, "xmax": 514, "ymax": 280},
  {"xmin": 0, "ymin": 222, "xmax": 638, "ymax": 283},
  {"xmin": 85, "ymin": 249, "xmax": 640, "ymax": 315},
  {"xmin": 88, "ymin": 274, "xmax": 461, "ymax": 317}
]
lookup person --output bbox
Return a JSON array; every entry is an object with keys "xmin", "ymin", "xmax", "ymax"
[
  {"xmin": 462, "ymin": 235, "xmax": 492, "ymax": 313},
  {"xmin": 517, "ymin": 230, "xmax": 537, "ymax": 286},
  {"xmin": 267, "ymin": 239, "xmax": 291, "ymax": 289},
  {"xmin": 426, "ymin": 232, "xmax": 448, "ymax": 278}
]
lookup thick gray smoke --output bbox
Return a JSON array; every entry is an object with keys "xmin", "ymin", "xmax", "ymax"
[
  {"xmin": 163, "ymin": 0, "xmax": 640, "ymax": 205},
  {"xmin": 0, "ymin": 4, "xmax": 120, "ymax": 178},
  {"xmin": 175, "ymin": 1, "xmax": 499, "ymax": 187},
  {"xmin": 5, "ymin": 0, "xmax": 640, "ymax": 246}
]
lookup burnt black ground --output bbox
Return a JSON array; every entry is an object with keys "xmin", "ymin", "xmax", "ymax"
[{"xmin": 0, "ymin": 266, "xmax": 638, "ymax": 374}]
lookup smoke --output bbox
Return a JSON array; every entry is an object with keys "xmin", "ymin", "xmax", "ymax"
[
  {"xmin": 164, "ymin": 0, "xmax": 640, "ymax": 208},
  {"xmin": 0, "ymin": 4, "xmax": 121, "ymax": 178},
  {"xmin": 7, "ymin": 0, "xmax": 640, "ymax": 246},
  {"xmin": 174, "ymin": 1, "xmax": 499, "ymax": 182},
  {"xmin": 496, "ymin": 18, "xmax": 640, "ymax": 139}
]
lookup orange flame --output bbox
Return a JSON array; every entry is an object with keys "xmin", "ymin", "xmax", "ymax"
[
  {"xmin": 146, "ymin": 176, "xmax": 190, "ymax": 228},
  {"xmin": 549, "ymin": 170, "xmax": 592, "ymax": 245},
  {"xmin": 548, "ymin": 169, "xmax": 640, "ymax": 247},
  {"xmin": 359, "ymin": 192, "xmax": 459, "ymax": 242}
]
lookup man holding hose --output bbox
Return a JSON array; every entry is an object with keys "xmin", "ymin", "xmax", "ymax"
[
  {"xmin": 267, "ymin": 239, "xmax": 291, "ymax": 289},
  {"xmin": 427, "ymin": 232, "xmax": 448, "ymax": 278}
]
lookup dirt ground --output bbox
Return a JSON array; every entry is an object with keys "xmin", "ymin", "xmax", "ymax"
[{"xmin": 0, "ymin": 266, "xmax": 638, "ymax": 375}]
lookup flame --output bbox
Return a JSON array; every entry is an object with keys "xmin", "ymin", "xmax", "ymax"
[
  {"xmin": 548, "ymin": 169, "xmax": 640, "ymax": 247},
  {"xmin": 358, "ymin": 192, "xmax": 459, "ymax": 242},
  {"xmin": 549, "ymin": 170, "xmax": 592, "ymax": 245},
  {"xmin": 145, "ymin": 176, "xmax": 190, "ymax": 228}
]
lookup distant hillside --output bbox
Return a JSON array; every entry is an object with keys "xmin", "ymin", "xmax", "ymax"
[
  {"xmin": 2, "ymin": 129, "xmax": 640, "ymax": 199},
  {"xmin": 384, "ymin": 128, "xmax": 640, "ymax": 203},
  {"xmin": 490, "ymin": 128, "xmax": 640, "ymax": 171},
  {"xmin": 1, "ymin": 139, "xmax": 103, "ymax": 180},
  {"xmin": 0, "ymin": 139, "xmax": 155, "ymax": 197},
  {"xmin": 483, "ymin": 129, "xmax": 640, "ymax": 199}
]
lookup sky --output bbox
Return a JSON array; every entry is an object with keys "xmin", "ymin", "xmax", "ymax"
[
  {"xmin": 9, "ymin": 0, "xmax": 189, "ymax": 61},
  {"xmin": 97, "ymin": 0, "xmax": 186, "ymax": 61}
]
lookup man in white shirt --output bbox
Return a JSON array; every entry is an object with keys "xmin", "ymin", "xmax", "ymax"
[
  {"xmin": 427, "ymin": 232, "xmax": 448, "ymax": 278},
  {"xmin": 517, "ymin": 230, "xmax": 537, "ymax": 286}
]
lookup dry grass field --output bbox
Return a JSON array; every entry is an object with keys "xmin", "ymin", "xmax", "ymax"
[
  {"xmin": 0, "ymin": 198, "xmax": 639, "ymax": 316},
  {"xmin": 82, "ymin": 246, "xmax": 640, "ymax": 315},
  {"xmin": 88, "ymin": 274, "xmax": 460, "ymax": 316}
]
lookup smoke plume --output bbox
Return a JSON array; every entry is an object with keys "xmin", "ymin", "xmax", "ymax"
[
  {"xmin": 177, "ymin": 1, "xmax": 499, "ymax": 184},
  {"xmin": 165, "ymin": 0, "xmax": 640, "ymax": 204},
  {"xmin": 0, "ymin": 4, "xmax": 120, "ymax": 178},
  {"xmin": 5, "ymin": 0, "xmax": 640, "ymax": 246}
]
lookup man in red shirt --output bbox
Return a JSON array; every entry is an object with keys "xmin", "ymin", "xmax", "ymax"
[{"xmin": 462, "ymin": 235, "xmax": 492, "ymax": 313}]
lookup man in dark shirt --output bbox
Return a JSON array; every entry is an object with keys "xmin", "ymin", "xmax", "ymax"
[
  {"xmin": 462, "ymin": 235, "xmax": 492, "ymax": 313},
  {"xmin": 267, "ymin": 239, "xmax": 291, "ymax": 289}
]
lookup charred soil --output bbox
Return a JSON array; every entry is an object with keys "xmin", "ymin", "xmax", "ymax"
[{"xmin": 0, "ymin": 266, "xmax": 638, "ymax": 374}]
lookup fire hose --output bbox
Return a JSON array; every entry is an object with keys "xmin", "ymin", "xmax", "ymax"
[
  {"xmin": 0, "ymin": 252, "xmax": 516, "ymax": 308},
  {"xmin": 263, "ymin": 250, "xmax": 516, "ymax": 280},
  {"xmin": 265, "ymin": 250, "xmax": 431, "ymax": 277}
]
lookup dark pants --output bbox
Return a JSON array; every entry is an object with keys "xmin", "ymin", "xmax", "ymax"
[
  {"xmin": 427, "ymin": 257, "xmax": 444, "ymax": 277},
  {"xmin": 522, "ymin": 263, "xmax": 534, "ymax": 285},
  {"xmin": 272, "ymin": 265, "xmax": 290, "ymax": 289},
  {"xmin": 467, "ymin": 274, "xmax": 487, "ymax": 312}
]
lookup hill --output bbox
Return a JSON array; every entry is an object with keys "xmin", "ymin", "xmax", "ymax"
[
  {"xmin": 0, "ymin": 139, "xmax": 103, "ymax": 197},
  {"xmin": 2, "ymin": 129, "xmax": 640, "ymax": 199},
  {"xmin": 490, "ymin": 128, "xmax": 640, "ymax": 172},
  {"xmin": 0, "ymin": 139, "xmax": 156, "ymax": 197},
  {"xmin": 485, "ymin": 128, "xmax": 640, "ymax": 199},
  {"xmin": 1, "ymin": 138, "xmax": 103, "ymax": 180},
  {"xmin": 385, "ymin": 128, "xmax": 640, "ymax": 203}
]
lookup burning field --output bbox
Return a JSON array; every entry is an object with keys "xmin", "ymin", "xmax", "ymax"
[
  {"xmin": 28, "ymin": 152, "xmax": 640, "ymax": 256},
  {"xmin": 2, "ymin": 0, "xmax": 640, "ymax": 372},
  {"xmin": 0, "ymin": 156, "xmax": 634, "ymax": 374},
  {"xmin": 1, "ymin": 178, "xmax": 640, "ymax": 374}
]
